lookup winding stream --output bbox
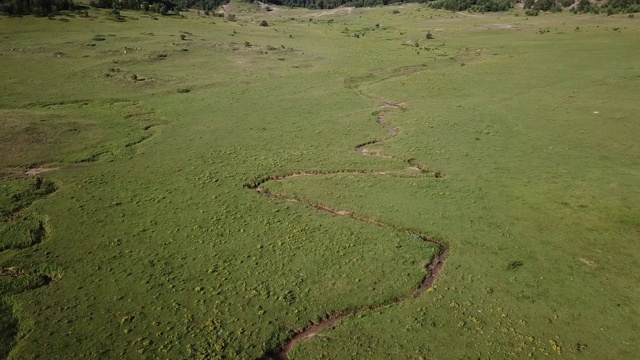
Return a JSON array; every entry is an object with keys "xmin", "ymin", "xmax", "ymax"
[{"xmin": 245, "ymin": 99, "xmax": 450, "ymax": 360}]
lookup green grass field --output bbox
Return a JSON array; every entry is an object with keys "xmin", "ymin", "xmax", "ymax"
[{"xmin": 1, "ymin": 3, "xmax": 639, "ymax": 359}]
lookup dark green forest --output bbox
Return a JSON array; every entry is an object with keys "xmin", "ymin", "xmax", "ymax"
[
  {"xmin": 267, "ymin": 0, "xmax": 401, "ymax": 9},
  {"xmin": 0, "ymin": 0, "xmax": 75, "ymax": 15},
  {"xmin": 0, "ymin": 0, "xmax": 229, "ymax": 14},
  {"xmin": 425, "ymin": 0, "xmax": 512, "ymax": 12},
  {"xmin": 89, "ymin": 0, "xmax": 228, "ymax": 12},
  {"xmin": 0, "ymin": 0, "xmax": 638, "ymax": 30},
  {"xmin": 260, "ymin": 0, "xmax": 638, "ymax": 11}
]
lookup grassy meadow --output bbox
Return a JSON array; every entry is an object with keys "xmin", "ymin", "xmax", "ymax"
[{"xmin": 1, "ymin": 3, "xmax": 639, "ymax": 359}]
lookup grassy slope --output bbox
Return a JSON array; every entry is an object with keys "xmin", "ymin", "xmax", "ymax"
[{"xmin": 0, "ymin": 4, "xmax": 638, "ymax": 359}]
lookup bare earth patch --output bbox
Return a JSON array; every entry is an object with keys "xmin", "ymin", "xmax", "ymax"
[
  {"xmin": 311, "ymin": 7, "xmax": 355, "ymax": 17},
  {"xmin": 579, "ymin": 258, "xmax": 597, "ymax": 267},
  {"xmin": 26, "ymin": 167, "xmax": 60, "ymax": 176}
]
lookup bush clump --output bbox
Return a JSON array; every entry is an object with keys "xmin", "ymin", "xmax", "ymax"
[{"xmin": 427, "ymin": 0, "xmax": 513, "ymax": 12}]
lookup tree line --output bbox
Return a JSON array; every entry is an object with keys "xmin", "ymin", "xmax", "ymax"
[
  {"xmin": 1, "ymin": 0, "xmax": 637, "ymax": 18},
  {"xmin": 1, "ymin": 0, "xmax": 75, "ymax": 15},
  {"xmin": 265, "ymin": 0, "xmax": 400, "ymax": 9},
  {"xmin": 0, "ymin": 0, "xmax": 228, "ymax": 15},
  {"xmin": 427, "ymin": 0, "xmax": 638, "ymax": 12},
  {"xmin": 90, "ymin": 0, "xmax": 229, "ymax": 12},
  {"xmin": 425, "ymin": 0, "xmax": 512, "ymax": 12}
]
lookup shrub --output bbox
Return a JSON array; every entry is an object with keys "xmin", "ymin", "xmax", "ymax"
[
  {"xmin": 507, "ymin": 260, "xmax": 524, "ymax": 270},
  {"xmin": 426, "ymin": 31, "xmax": 434, "ymax": 39},
  {"xmin": 550, "ymin": 3, "xmax": 563, "ymax": 11},
  {"xmin": 427, "ymin": 0, "xmax": 513, "ymax": 12},
  {"xmin": 259, "ymin": 20, "xmax": 269, "ymax": 26},
  {"xmin": 532, "ymin": 0, "xmax": 555, "ymax": 11},
  {"xmin": 576, "ymin": 0, "xmax": 593, "ymax": 11}
]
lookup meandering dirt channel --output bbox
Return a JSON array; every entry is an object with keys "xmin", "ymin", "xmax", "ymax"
[{"xmin": 245, "ymin": 99, "xmax": 450, "ymax": 359}]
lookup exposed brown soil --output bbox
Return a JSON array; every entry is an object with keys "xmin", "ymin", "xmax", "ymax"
[
  {"xmin": 381, "ymin": 101, "xmax": 404, "ymax": 109},
  {"xmin": 579, "ymin": 258, "xmax": 597, "ymax": 267},
  {"xmin": 246, "ymin": 99, "xmax": 449, "ymax": 360},
  {"xmin": 1, "ymin": 267, "xmax": 27, "ymax": 277},
  {"xmin": 271, "ymin": 247, "xmax": 449, "ymax": 360},
  {"xmin": 310, "ymin": 7, "xmax": 355, "ymax": 17},
  {"xmin": 353, "ymin": 102, "xmax": 400, "ymax": 154},
  {"xmin": 25, "ymin": 167, "xmax": 60, "ymax": 176},
  {"xmin": 377, "ymin": 115, "xmax": 398, "ymax": 136}
]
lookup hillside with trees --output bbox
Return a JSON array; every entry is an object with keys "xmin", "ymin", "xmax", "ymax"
[{"xmin": 0, "ymin": 0, "xmax": 75, "ymax": 15}]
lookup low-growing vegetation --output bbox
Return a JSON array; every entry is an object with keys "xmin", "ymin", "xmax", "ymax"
[{"xmin": 0, "ymin": 2, "xmax": 639, "ymax": 359}]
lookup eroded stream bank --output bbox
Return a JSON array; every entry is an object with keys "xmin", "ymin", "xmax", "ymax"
[{"xmin": 245, "ymin": 98, "xmax": 450, "ymax": 359}]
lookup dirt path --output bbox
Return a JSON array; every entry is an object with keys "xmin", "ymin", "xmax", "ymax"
[
  {"xmin": 310, "ymin": 7, "xmax": 355, "ymax": 17},
  {"xmin": 245, "ymin": 80, "xmax": 449, "ymax": 360},
  {"xmin": 456, "ymin": 11, "xmax": 484, "ymax": 18}
]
